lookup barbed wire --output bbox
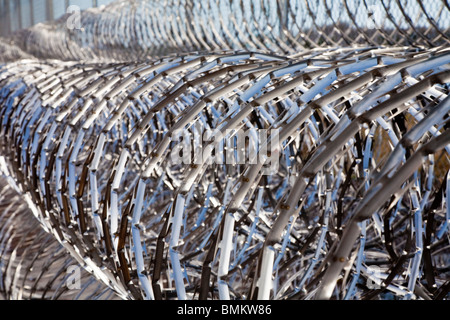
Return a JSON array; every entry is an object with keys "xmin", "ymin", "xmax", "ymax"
[
  {"xmin": 5, "ymin": 0, "xmax": 450, "ymax": 61},
  {"xmin": 1, "ymin": 46, "xmax": 449, "ymax": 300},
  {"xmin": 0, "ymin": 176, "xmax": 119, "ymax": 300},
  {"xmin": 0, "ymin": 0, "xmax": 449, "ymax": 300}
]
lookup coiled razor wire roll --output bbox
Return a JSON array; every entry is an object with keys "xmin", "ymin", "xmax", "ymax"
[
  {"xmin": 0, "ymin": 177, "xmax": 119, "ymax": 300},
  {"xmin": 6, "ymin": 0, "xmax": 450, "ymax": 61},
  {"xmin": 0, "ymin": 1, "xmax": 449, "ymax": 300}
]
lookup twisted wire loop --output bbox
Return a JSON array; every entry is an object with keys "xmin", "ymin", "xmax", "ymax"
[
  {"xmin": 7, "ymin": 0, "xmax": 450, "ymax": 61},
  {"xmin": 0, "ymin": 1, "xmax": 449, "ymax": 301},
  {"xmin": 0, "ymin": 177, "xmax": 118, "ymax": 300}
]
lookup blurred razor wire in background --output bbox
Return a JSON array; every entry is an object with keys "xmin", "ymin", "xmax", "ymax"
[
  {"xmin": 0, "ymin": 0, "xmax": 449, "ymax": 300},
  {"xmin": 0, "ymin": 0, "xmax": 449, "ymax": 60}
]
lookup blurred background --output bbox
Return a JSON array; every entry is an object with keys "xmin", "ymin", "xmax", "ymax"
[
  {"xmin": 0, "ymin": 0, "xmax": 115, "ymax": 37},
  {"xmin": 1, "ymin": 0, "xmax": 449, "ymax": 39}
]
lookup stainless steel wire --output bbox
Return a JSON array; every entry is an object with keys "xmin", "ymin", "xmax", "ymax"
[
  {"xmin": 0, "ymin": 0, "xmax": 449, "ymax": 301},
  {"xmin": 6, "ymin": 0, "xmax": 450, "ymax": 61}
]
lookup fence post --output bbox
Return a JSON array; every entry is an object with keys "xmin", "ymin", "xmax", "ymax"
[
  {"xmin": 3, "ymin": 0, "xmax": 11, "ymax": 36},
  {"xmin": 46, "ymin": 0, "xmax": 54, "ymax": 21}
]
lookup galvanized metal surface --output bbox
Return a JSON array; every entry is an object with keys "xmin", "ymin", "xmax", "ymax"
[{"xmin": 0, "ymin": 0, "xmax": 449, "ymax": 300}]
